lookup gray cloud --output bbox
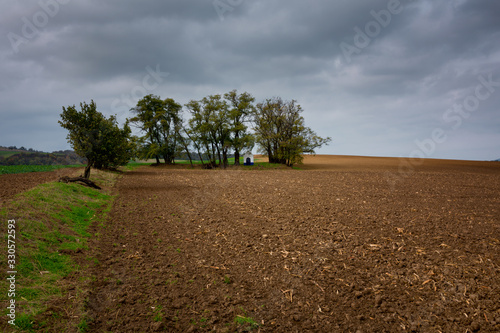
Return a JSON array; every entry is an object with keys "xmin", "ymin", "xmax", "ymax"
[{"xmin": 1, "ymin": 0, "xmax": 499, "ymax": 159}]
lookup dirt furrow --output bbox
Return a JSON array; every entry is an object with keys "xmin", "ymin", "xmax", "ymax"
[{"xmin": 85, "ymin": 159, "xmax": 500, "ymax": 332}]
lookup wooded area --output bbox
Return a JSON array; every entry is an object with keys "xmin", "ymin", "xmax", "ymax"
[
  {"xmin": 58, "ymin": 90, "xmax": 331, "ymax": 179},
  {"xmin": 129, "ymin": 90, "xmax": 331, "ymax": 168}
]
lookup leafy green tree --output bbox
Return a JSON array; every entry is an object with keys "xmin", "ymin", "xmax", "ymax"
[
  {"xmin": 130, "ymin": 95, "xmax": 183, "ymax": 164},
  {"xmin": 160, "ymin": 98, "xmax": 183, "ymax": 164},
  {"xmin": 185, "ymin": 99, "xmax": 211, "ymax": 166},
  {"xmin": 185, "ymin": 95, "xmax": 231, "ymax": 168},
  {"xmin": 129, "ymin": 95, "xmax": 163, "ymax": 164},
  {"xmin": 253, "ymin": 97, "xmax": 331, "ymax": 166},
  {"xmin": 224, "ymin": 90, "xmax": 255, "ymax": 165},
  {"xmin": 59, "ymin": 100, "xmax": 135, "ymax": 179}
]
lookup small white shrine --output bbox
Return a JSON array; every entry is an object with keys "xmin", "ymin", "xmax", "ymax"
[{"xmin": 243, "ymin": 152, "xmax": 254, "ymax": 166}]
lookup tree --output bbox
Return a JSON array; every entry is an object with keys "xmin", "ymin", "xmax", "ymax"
[
  {"xmin": 158, "ymin": 98, "xmax": 183, "ymax": 164},
  {"xmin": 59, "ymin": 100, "xmax": 135, "ymax": 179},
  {"xmin": 185, "ymin": 95, "xmax": 231, "ymax": 168},
  {"xmin": 130, "ymin": 95, "xmax": 183, "ymax": 164},
  {"xmin": 177, "ymin": 126, "xmax": 195, "ymax": 167},
  {"xmin": 224, "ymin": 90, "xmax": 255, "ymax": 165},
  {"xmin": 253, "ymin": 97, "xmax": 331, "ymax": 166},
  {"xmin": 129, "ymin": 94, "xmax": 163, "ymax": 164}
]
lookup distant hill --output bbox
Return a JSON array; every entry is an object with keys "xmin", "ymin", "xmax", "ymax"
[
  {"xmin": 0, "ymin": 148, "xmax": 85, "ymax": 166},
  {"xmin": 0, "ymin": 145, "xmax": 40, "ymax": 158},
  {"xmin": 0, "ymin": 152, "xmax": 86, "ymax": 166}
]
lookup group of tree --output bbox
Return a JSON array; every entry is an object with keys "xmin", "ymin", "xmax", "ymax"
[
  {"xmin": 59, "ymin": 91, "xmax": 330, "ymax": 179},
  {"xmin": 129, "ymin": 95, "xmax": 183, "ymax": 165},
  {"xmin": 182, "ymin": 90, "xmax": 255, "ymax": 168},
  {"xmin": 254, "ymin": 97, "xmax": 331, "ymax": 166}
]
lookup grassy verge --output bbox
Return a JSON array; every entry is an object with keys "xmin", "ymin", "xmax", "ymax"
[
  {"xmin": 0, "ymin": 161, "xmax": 145, "ymax": 175},
  {"xmin": 0, "ymin": 169, "xmax": 119, "ymax": 332},
  {"xmin": 0, "ymin": 165, "xmax": 83, "ymax": 175}
]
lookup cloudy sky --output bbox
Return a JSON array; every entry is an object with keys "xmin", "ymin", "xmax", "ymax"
[{"xmin": 1, "ymin": 0, "xmax": 499, "ymax": 160}]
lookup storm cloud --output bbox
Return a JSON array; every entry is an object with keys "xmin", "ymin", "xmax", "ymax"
[{"xmin": 1, "ymin": 0, "xmax": 499, "ymax": 160}]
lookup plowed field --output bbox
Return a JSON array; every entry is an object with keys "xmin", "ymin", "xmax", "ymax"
[
  {"xmin": 0, "ymin": 167, "xmax": 82, "ymax": 205},
  {"xmin": 80, "ymin": 155, "xmax": 500, "ymax": 332}
]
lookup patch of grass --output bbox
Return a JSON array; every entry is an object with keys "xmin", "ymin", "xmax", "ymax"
[
  {"xmin": 152, "ymin": 305, "xmax": 163, "ymax": 322},
  {"xmin": 234, "ymin": 315, "xmax": 259, "ymax": 331},
  {"xmin": 77, "ymin": 317, "xmax": 89, "ymax": 332},
  {"xmin": 0, "ymin": 169, "xmax": 118, "ymax": 331},
  {"xmin": 123, "ymin": 161, "xmax": 150, "ymax": 171},
  {"xmin": 0, "ymin": 164, "xmax": 81, "ymax": 175},
  {"xmin": 190, "ymin": 314, "xmax": 210, "ymax": 329},
  {"xmin": 14, "ymin": 313, "xmax": 34, "ymax": 330},
  {"xmin": 17, "ymin": 287, "xmax": 41, "ymax": 301}
]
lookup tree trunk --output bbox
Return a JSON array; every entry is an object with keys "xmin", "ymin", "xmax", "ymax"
[
  {"xmin": 216, "ymin": 145, "xmax": 222, "ymax": 168},
  {"xmin": 155, "ymin": 155, "xmax": 160, "ymax": 164},
  {"xmin": 222, "ymin": 149, "xmax": 228, "ymax": 169},
  {"xmin": 234, "ymin": 130, "xmax": 240, "ymax": 165},
  {"xmin": 186, "ymin": 151, "xmax": 193, "ymax": 167},
  {"xmin": 206, "ymin": 146, "xmax": 213, "ymax": 167},
  {"xmin": 193, "ymin": 143, "xmax": 204, "ymax": 166},
  {"xmin": 266, "ymin": 143, "xmax": 273, "ymax": 163},
  {"xmin": 234, "ymin": 150, "xmax": 240, "ymax": 166},
  {"xmin": 60, "ymin": 176, "xmax": 101, "ymax": 189},
  {"xmin": 180, "ymin": 136, "xmax": 194, "ymax": 168},
  {"xmin": 198, "ymin": 152, "xmax": 205, "ymax": 166},
  {"xmin": 83, "ymin": 162, "xmax": 92, "ymax": 179}
]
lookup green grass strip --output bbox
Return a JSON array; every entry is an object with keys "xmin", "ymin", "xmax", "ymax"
[
  {"xmin": 0, "ymin": 165, "xmax": 82, "ymax": 175},
  {"xmin": 0, "ymin": 170, "xmax": 118, "ymax": 331}
]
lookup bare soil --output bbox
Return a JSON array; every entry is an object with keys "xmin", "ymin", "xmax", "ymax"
[
  {"xmin": 79, "ymin": 155, "xmax": 500, "ymax": 332},
  {"xmin": 0, "ymin": 167, "xmax": 82, "ymax": 205},
  {"xmin": 3, "ymin": 156, "xmax": 499, "ymax": 332}
]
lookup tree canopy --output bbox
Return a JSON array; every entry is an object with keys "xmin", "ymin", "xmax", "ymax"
[
  {"xmin": 183, "ymin": 91, "xmax": 257, "ymax": 168},
  {"xmin": 224, "ymin": 90, "xmax": 255, "ymax": 166},
  {"xmin": 129, "ymin": 94, "xmax": 183, "ymax": 164},
  {"xmin": 185, "ymin": 94, "xmax": 231, "ymax": 168},
  {"xmin": 253, "ymin": 97, "xmax": 331, "ymax": 166},
  {"xmin": 59, "ymin": 100, "xmax": 135, "ymax": 179},
  {"xmin": 130, "ymin": 91, "xmax": 329, "ymax": 167}
]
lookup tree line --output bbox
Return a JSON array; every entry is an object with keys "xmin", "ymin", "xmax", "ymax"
[
  {"xmin": 59, "ymin": 90, "xmax": 331, "ymax": 179},
  {"xmin": 1, "ymin": 146, "xmax": 42, "ymax": 152}
]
